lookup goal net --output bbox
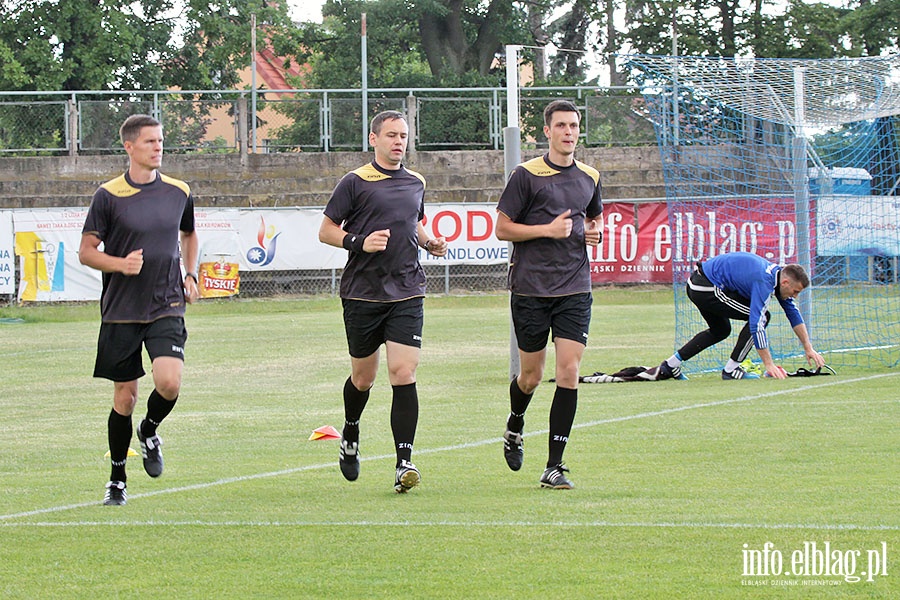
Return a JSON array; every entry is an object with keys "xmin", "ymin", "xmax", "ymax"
[{"xmin": 627, "ymin": 54, "xmax": 900, "ymax": 372}]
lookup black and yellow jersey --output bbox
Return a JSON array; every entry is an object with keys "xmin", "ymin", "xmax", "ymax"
[
  {"xmin": 323, "ymin": 161, "xmax": 427, "ymax": 302},
  {"xmin": 82, "ymin": 172, "xmax": 195, "ymax": 322},
  {"xmin": 498, "ymin": 154, "xmax": 602, "ymax": 296}
]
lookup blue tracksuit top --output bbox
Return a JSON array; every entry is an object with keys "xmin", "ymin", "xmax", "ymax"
[{"xmin": 701, "ymin": 252, "xmax": 804, "ymax": 350}]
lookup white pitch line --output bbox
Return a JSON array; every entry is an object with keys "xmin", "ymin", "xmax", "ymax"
[
  {"xmin": 2, "ymin": 371, "xmax": 898, "ymax": 524},
  {"xmin": 2, "ymin": 520, "xmax": 898, "ymax": 531}
]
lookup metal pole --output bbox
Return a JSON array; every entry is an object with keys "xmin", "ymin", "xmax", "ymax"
[
  {"xmin": 792, "ymin": 66, "xmax": 812, "ymax": 321},
  {"xmin": 238, "ymin": 96, "xmax": 248, "ymax": 166},
  {"xmin": 67, "ymin": 95, "xmax": 78, "ymax": 157},
  {"xmin": 251, "ymin": 14, "xmax": 257, "ymax": 153},
  {"xmin": 361, "ymin": 13, "xmax": 368, "ymax": 151},
  {"xmin": 671, "ymin": 14, "xmax": 679, "ymax": 147},
  {"xmin": 407, "ymin": 94, "xmax": 416, "ymax": 152},
  {"xmin": 505, "ymin": 45, "xmax": 522, "ymax": 381}
]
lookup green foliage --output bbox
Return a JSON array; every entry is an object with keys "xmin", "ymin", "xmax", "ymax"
[
  {"xmin": 295, "ymin": 0, "xmax": 432, "ymax": 89},
  {"xmin": 625, "ymin": 0, "xmax": 898, "ymax": 60},
  {"xmin": 0, "ymin": 0, "xmax": 302, "ymax": 93}
]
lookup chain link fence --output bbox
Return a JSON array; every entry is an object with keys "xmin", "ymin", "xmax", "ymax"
[{"xmin": 0, "ymin": 86, "xmax": 657, "ymax": 156}]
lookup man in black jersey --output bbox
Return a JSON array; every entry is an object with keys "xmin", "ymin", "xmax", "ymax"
[
  {"xmin": 319, "ymin": 110, "xmax": 448, "ymax": 493},
  {"xmin": 496, "ymin": 100, "xmax": 603, "ymax": 489},
  {"xmin": 80, "ymin": 114, "xmax": 199, "ymax": 505}
]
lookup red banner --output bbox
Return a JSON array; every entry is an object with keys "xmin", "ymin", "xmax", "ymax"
[{"xmin": 590, "ymin": 199, "xmax": 798, "ymax": 284}]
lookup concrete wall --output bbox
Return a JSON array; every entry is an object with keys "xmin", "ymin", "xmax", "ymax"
[{"xmin": 0, "ymin": 146, "xmax": 666, "ymax": 209}]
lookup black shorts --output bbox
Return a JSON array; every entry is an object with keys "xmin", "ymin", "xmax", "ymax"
[
  {"xmin": 93, "ymin": 317, "xmax": 188, "ymax": 382},
  {"xmin": 511, "ymin": 292, "xmax": 592, "ymax": 353},
  {"xmin": 342, "ymin": 297, "xmax": 424, "ymax": 358},
  {"xmin": 687, "ymin": 266, "xmax": 751, "ymax": 321}
]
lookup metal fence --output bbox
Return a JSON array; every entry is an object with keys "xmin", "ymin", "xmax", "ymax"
[
  {"xmin": 238, "ymin": 264, "xmax": 509, "ymax": 297},
  {"xmin": 0, "ymin": 262, "xmax": 510, "ymax": 305},
  {"xmin": 0, "ymin": 86, "xmax": 657, "ymax": 156}
]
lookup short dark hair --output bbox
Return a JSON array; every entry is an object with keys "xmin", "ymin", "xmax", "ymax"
[
  {"xmin": 370, "ymin": 110, "xmax": 406, "ymax": 135},
  {"xmin": 782, "ymin": 264, "xmax": 810, "ymax": 288},
  {"xmin": 120, "ymin": 114, "xmax": 161, "ymax": 145},
  {"xmin": 543, "ymin": 100, "xmax": 580, "ymax": 127}
]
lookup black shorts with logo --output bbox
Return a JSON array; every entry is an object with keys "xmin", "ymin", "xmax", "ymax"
[
  {"xmin": 342, "ymin": 297, "xmax": 424, "ymax": 358},
  {"xmin": 93, "ymin": 316, "xmax": 188, "ymax": 382},
  {"xmin": 511, "ymin": 292, "xmax": 592, "ymax": 353}
]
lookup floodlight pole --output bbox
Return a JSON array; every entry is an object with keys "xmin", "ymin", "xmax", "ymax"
[
  {"xmin": 792, "ymin": 66, "xmax": 812, "ymax": 320},
  {"xmin": 505, "ymin": 45, "xmax": 522, "ymax": 381}
]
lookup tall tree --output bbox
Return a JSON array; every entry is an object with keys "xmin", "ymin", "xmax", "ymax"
[
  {"xmin": 0, "ymin": 0, "xmax": 301, "ymax": 92},
  {"xmin": 0, "ymin": 0, "xmax": 174, "ymax": 91},
  {"xmin": 297, "ymin": 0, "xmax": 537, "ymax": 87},
  {"xmin": 297, "ymin": 0, "xmax": 432, "ymax": 89},
  {"xmin": 413, "ymin": 0, "xmax": 531, "ymax": 78},
  {"xmin": 546, "ymin": 0, "xmax": 596, "ymax": 82},
  {"xmin": 167, "ymin": 0, "xmax": 302, "ymax": 89}
]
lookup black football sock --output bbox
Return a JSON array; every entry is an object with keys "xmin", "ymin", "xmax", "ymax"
[
  {"xmin": 547, "ymin": 386, "xmax": 577, "ymax": 467},
  {"xmin": 142, "ymin": 389, "xmax": 177, "ymax": 437},
  {"xmin": 507, "ymin": 378, "xmax": 533, "ymax": 433},
  {"xmin": 342, "ymin": 376, "xmax": 370, "ymax": 443},
  {"xmin": 108, "ymin": 409, "xmax": 133, "ymax": 483},
  {"xmin": 391, "ymin": 382, "xmax": 418, "ymax": 466}
]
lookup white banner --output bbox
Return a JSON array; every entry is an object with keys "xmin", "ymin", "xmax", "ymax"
[
  {"xmin": 0, "ymin": 211, "xmax": 13, "ymax": 295},
  {"xmin": 13, "ymin": 209, "xmax": 101, "ymax": 302},
  {"xmin": 7, "ymin": 204, "xmax": 510, "ymax": 301},
  {"xmin": 236, "ymin": 205, "xmax": 509, "ymax": 270},
  {"xmin": 817, "ymin": 195, "xmax": 900, "ymax": 256},
  {"xmin": 420, "ymin": 203, "xmax": 508, "ymax": 265},
  {"xmin": 239, "ymin": 210, "xmax": 346, "ymax": 270}
]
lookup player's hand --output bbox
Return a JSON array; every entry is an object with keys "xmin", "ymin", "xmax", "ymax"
[
  {"xmin": 363, "ymin": 229, "xmax": 390, "ymax": 252},
  {"xmin": 765, "ymin": 365, "xmax": 788, "ymax": 379},
  {"xmin": 806, "ymin": 349, "xmax": 826, "ymax": 368},
  {"xmin": 425, "ymin": 237, "xmax": 448, "ymax": 257},
  {"xmin": 184, "ymin": 276, "xmax": 199, "ymax": 304},
  {"xmin": 547, "ymin": 209, "xmax": 573, "ymax": 239},
  {"xmin": 122, "ymin": 249, "xmax": 143, "ymax": 275},
  {"xmin": 584, "ymin": 219, "xmax": 601, "ymax": 247}
]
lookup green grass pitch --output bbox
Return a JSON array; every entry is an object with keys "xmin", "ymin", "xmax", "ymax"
[{"xmin": 1, "ymin": 289, "xmax": 897, "ymax": 598}]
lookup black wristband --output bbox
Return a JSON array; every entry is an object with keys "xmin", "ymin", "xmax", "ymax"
[
  {"xmin": 185, "ymin": 272, "xmax": 198, "ymax": 282},
  {"xmin": 342, "ymin": 233, "xmax": 366, "ymax": 253}
]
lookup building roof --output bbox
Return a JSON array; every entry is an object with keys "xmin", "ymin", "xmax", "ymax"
[{"xmin": 254, "ymin": 46, "xmax": 306, "ymax": 90}]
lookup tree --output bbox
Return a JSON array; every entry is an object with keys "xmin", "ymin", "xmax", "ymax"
[
  {"xmin": 415, "ymin": 0, "xmax": 532, "ymax": 78},
  {"xmin": 0, "ymin": 0, "xmax": 302, "ymax": 92},
  {"xmin": 296, "ymin": 0, "xmax": 432, "ymax": 89},
  {"xmin": 166, "ymin": 0, "xmax": 302, "ymax": 90},
  {"xmin": 0, "ymin": 0, "xmax": 174, "ymax": 91},
  {"xmin": 296, "ymin": 0, "xmax": 537, "ymax": 87},
  {"xmin": 545, "ymin": 0, "xmax": 596, "ymax": 82}
]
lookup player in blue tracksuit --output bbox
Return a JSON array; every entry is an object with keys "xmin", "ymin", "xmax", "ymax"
[{"xmin": 653, "ymin": 252, "xmax": 825, "ymax": 380}]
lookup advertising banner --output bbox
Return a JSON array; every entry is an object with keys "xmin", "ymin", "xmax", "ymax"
[
  {"xmin": 13, "ymin": 209, "xmax": 101, "ymax": 302},
  {"xmin": 5, "ymin": 199, "xmax": 809, "ymax": 301},
  {"xmin": 196, "ymin": 209, "xmax": 241, "ymax": 298},
  {"xmin": 239, "ymin": 210, "xmax": 346, "ymax": 271},
  {"xmin": 816, "ymin": 195, "xmax": 900, "ymax": 256},
  {"xmin": 590, "ymin": 201, "xmax": 671, "ymax": 284},
  {"xmin": 0, "ymin": 211, "xmax": 13, "ymax": 295},
  {"xmin": 419, "ymin": 204, "xmax": 508, "ymax": 265},
  {"xmin": 589, "ymin": 198, "xmax": 799, "ymax": 284}
]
